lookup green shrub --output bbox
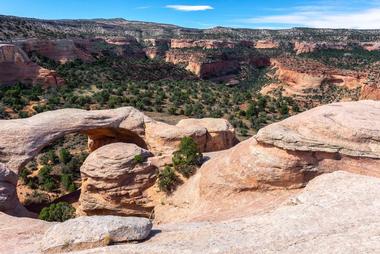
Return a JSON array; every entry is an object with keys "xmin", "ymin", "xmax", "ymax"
[
  {"xmin": 158, "ymin": 166, "xmax": 178, "ymax": 193},
  {"xmin": 19, "ymin": 168, "xmax": 31, "ymax": 184},
  {"xmin": 172, "ymin": 137, "xmax": 203, "ymax": 178},
  {"xmin": 38, "ymin": 202, "xmax": 75, "ymax": 222},
  {"xmin": 133, "ymin": 154, "xmax": 144, "ymax": 164},
  {"xmin": 61, "ymin": 173, "xmax": 76, "ymax": 192},
  {"xmin": 59, "ymin": 148, "xmax": 72, "ymax": 164},
  {"xmin": 38, "ymin": 165, "xmax": 56, "ymax": 191}
]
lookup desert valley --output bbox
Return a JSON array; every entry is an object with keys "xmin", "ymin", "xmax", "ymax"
[{"xmin": 0, "ymin": 7, "xmax": 380, "ymax": 254}]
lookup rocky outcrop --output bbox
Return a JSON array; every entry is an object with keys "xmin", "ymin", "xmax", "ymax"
[
  {"xmin": 176, "ymin": 118, "xmax": 239, "ymax": 152},
  {"xmin": 255, "ymin": 40, "xmax": 279, "ymax": 49},
  {"xmin": 165, "ymin": 49, "xmax": 240, "ymax": 78},
  {"xmin": 360, "ymin": 42, "xmax": 380, "ymax": 51},
  {"xmin": 143, "ymin": 39, "xmax": 170, "ymax": 59},
  {"xmin": 293, "ymin": 41, "xmax": 349, "ymax": 55},
  {"xmin": 17, "ymin": 39, "xmax": 95, "ymax": 64},
  {"xmin": 0, "ymin": 44, "xmax": 63, "ymax": 86},
  {"xmin": 205, "ymin": 101, "xmax": 380, "ymax": 194},
  {"xmin": 170, "ymin": 39, "xmax": 236, "ymax": 49},
  {"xmin": 0, "ymin": 107, "xmax": 237, "ymax": 216},
  {"xmin": 264, "ymin": 58, "xmax": 365, "ymax": 101},
  {"xmin": 157, "ymin": 101, "xmax": 380, "ymax": 222},
  {"xmin": 256, "ymin": 100, "xmax": 380, "ymax": 159},
  {"xmin": 78, "ymin": 143, "xmax": 157, "ymax": 217},
  {"xmin": 41, "ymin": 216, "xmax": 152, "ymax": 253},
  {"xmin": 361, "ymin": 84, "xmax": 380, "ymax": 100}
]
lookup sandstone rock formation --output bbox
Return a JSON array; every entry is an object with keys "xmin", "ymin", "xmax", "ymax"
[
  {"xmin": 41, "ymin": 216, "xmax": 152, "ymax": 253},
  {"xmin": 156, "ymin": 101, "xmax": 380, "ymax": 222},
  {"xmin": 170, "ymin": 39, "xmax": 236, "ymax": 49},
  {"xmin": 361, "ymin": 84, "xmax": 380, "ymax": 100},
  {"xmin": 0, "ymin": 44, "xmax": 63, "ymax": 86},
  {"xmin": 176, "ymin": 118, "xmax": 239, "ymax": 152},
  {"xmin": 360, "ymin": 42, "xmax": 380, "ymax": 51},
  {"xmin": 293, "ymin": 41, "xmax": 349, "ymax": 55},
  {"xmin": 59, "ymin": 172, "xmax": 380, "ymax": 253},
  {"xmin": 263, "ymin": 58, "xmax": 366, "ymax": 102},
  {"xmin": 16, "ymin": 39, "xmax": 95, "ymax": 64},
  {"xmin": 0, "ymin": 107, "xmax": 237, "ymax": 216},
  {"xmin": 164, "ymin": 49, "xmax": 240, "ymax": 78},
  {"xmin": 78, "ymin": 143, "xmax": 157, "ymax": 217},
  {"xmin": 255, "ymin": 40, "xmax": 279, "ymax": 49}
]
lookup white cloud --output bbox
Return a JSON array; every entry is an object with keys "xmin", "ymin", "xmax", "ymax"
[
  {"xmin": 240, "ymin": 8, "xmax": 380, "ymax": 29},
  {"xmin": 166, "ymin": 5, "xmax": 213, "ymax": 12},
  {"xmin": 136, "ymin": 6, "xmax": 151, "ymax": 10}
]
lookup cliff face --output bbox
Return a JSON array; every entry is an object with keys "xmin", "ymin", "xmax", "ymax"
[
  {"xmin": 261, "ymin": 58, "xmax": 366, "ymax": 104},
  {"xmin": 170, "ymin": 39, "xmax": 236, "ymax": 49},
  {"xmin": 16, "ymin": 39, "xmax": 95, "ymax": 64},
  {"xmin": 0, "ymin": 44, "xmax": 63, "ymax": 86},
  {"xmin": 293, "ymin": 41, "xmax": 350, "ymax": 55}
]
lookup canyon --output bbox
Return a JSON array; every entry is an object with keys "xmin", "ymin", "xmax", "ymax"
[
  {"xmin": 1, "ymin": 15, "xmax": 380, "ymax": 254},
  {"xmin": 1, "ymin": 15, "xmax": 380, "ymax": 103}
]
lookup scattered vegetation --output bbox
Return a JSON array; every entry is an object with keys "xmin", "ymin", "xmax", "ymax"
[
  {"xmin": 19, "ymin": 134, "xmax": 88, "ymax": 201},
  {"xmin": 38, "ymin": 202, "xmax": 75, "ymax": 222}
]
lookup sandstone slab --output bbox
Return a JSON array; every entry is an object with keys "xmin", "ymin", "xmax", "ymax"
[{"xmin": 41, "ymin": 216, "xmax": 152, "ymax": 253}]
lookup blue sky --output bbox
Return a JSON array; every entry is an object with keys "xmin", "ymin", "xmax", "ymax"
[{"xmin": 1, "ymin": 0, "xmax": 380, "ymax": 29}]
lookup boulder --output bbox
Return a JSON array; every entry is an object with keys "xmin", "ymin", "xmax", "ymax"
[
  {"xmin": 144, "ymin": 121, "xmax": 208, "ymax": 155},
  {"xmin": 176, "ymin": 118, "xmax": 239, "ymax": 152},
  {"xmin": 41, "ymin": 216, "xmax": 152, "ymax": 253},
  {"xmin": 78, "ymin": 143, "xmax": 157, "ymax": 217}
]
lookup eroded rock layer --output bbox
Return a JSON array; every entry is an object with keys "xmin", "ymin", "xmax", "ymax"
[{"xmin": 0, "ymin": 44, "xmax": 63, "ymax": 86}]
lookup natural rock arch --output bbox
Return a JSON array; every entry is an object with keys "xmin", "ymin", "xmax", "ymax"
[
  {"xmin": 0, "ymin": 107, "xmax": 238, "ymax": 216},
  {"xmin": 0, "ymin": 107, "xmax": 152, "ymax": 216}
]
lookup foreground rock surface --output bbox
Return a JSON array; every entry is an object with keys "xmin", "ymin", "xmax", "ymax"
[
  {"xmin": 78, "ymin": 143, "xmax": 157, "ymax": 217},
  {"xmin": 68, "ymin": 171, "xmax": 380, "ymax": 254},
  {"xmin": 41, "ymin": 216, "xmax": 152, "ymax": 253}
]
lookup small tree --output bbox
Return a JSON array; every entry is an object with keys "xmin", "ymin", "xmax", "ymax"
[
  {"xmin": 39, "ymin": 202, "xmax": 75, "ymax": 222},
  {"xmin": 172, "ymin": 137, "xmax": 203, "ymax": 178}
]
